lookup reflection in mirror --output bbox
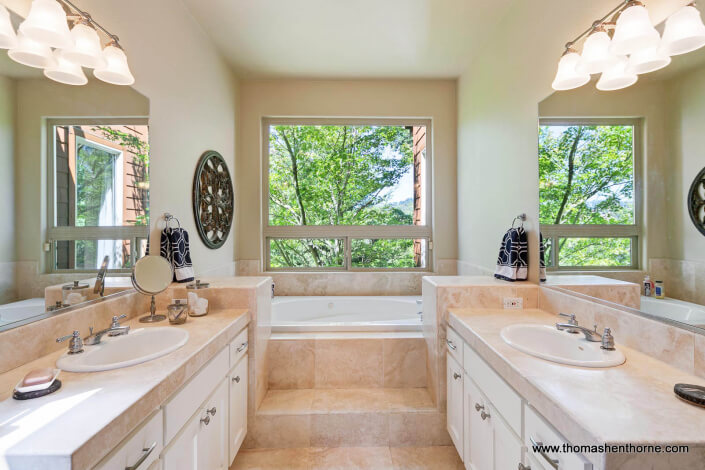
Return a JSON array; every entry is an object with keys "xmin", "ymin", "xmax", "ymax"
[
  {"xmin": 538, "ymin": 32, "xmax": 705, "ymax": 332},
  {"xmin": 0, "ymin": 42, "xmax": 149, "ymax": 332}
]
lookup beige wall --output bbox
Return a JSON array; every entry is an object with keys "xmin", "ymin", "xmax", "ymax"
[
  {"xmin": 455, "ymin": 0, "xmax": 679, "ymax": 282},
  {"xmin": 0, "ymin": 75, "xmax": 14, "ymax": 262},
  {"xmin": 236, "ymin": 79, "xmax": 457, "ymax": 268},
  {"xmin": 4, "ymin": 0, "xmax": 239, "ymax": 277}
]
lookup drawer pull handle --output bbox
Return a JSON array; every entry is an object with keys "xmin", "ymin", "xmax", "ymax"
[
  {"xmin": 518, "ymin": 464, "xmax": 531, "ymax": 470},
  {"xmin": 236, "ymin": 342, "xmax": 248, "ymax": 352},
  {"xmin": 474, "ymin": 403, "xmax": 484, "ymax": 412},
  {"xmin": 233, "ymin": 375, "xmax": 241, "ymax": 383},
  {"xmin": 200, "ymin": 414, "xmax": 211, "ymax": 426},
  {"xmin": 453, "ymin": 372, "xmax": 461, "ymax": 380},
  {"xmin": 480, "ymin": 410, "xmax": 491, "ymax": 420},
  {"xmin": 125, "ymin": 441, "xmax": 157, "ymax": 470},
  {"xmin": 529, "ymin": 437, "xmax": 559, "ymax": 470},
  {"xmin": 446, "ymin": 339, "xmax": 457, "ymax": 350},
  {"xmin": 207, "ymin": 406, "xmax": 217, "ymax": 416}
]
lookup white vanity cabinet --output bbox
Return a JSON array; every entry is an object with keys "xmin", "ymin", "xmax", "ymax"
[
  {"xmin": 228, "ymin": 353, "xmax": 248, "ymax": 464},
  {"xmin": 446, "ymin": 326, "xmax": 591, "ymax": 470},
  {"xmin": 93, "ymin": 410, "xmax": 163, "ymax": 470}
]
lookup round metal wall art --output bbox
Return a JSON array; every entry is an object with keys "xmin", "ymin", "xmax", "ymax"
[
  {"xmin": 192, "ymin": 150, "xmax": 234, "ymax": 249},
  {"xmin": 688, "ymin": 166, "xmax": 705, "ymax": 237}
]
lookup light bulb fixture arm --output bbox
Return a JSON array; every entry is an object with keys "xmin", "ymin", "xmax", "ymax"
[
  {"xmin": 57, "ymin": 0, "xmax": 122, "ymax": 48},
  {"xmin": 564, "ymin": 0, "xmax": 632, "ymax": 51}
]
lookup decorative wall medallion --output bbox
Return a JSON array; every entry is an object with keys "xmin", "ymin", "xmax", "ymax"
[
  {"xmin": 688, "ymin": 166, "xmax": 705, "ymax": 237},
  {"xmin": 192, "ymin": 150, "xmax": 234, "ymax": 249}
]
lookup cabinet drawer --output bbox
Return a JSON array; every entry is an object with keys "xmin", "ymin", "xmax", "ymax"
[
  {"xmin": 94, "ymin": 409, "xmax": 163, "ymax": 470},
  {"xmin": 229, "ymin": 327, "xmax": 248, "ymax": 367},
  {"xmin": 525, "ymin": 405, "xmax": 592, "ymax": 470},
  {"xmin": 463, "ymin": 344, "xmax": 522, "ymax": 436},
  {"xmin": 446, "ymin": 327, "xmax": 463, "ymax": 366},
  {"xmin": 164, "ymin": 347, "xmax": 229, "ymax": 444}
]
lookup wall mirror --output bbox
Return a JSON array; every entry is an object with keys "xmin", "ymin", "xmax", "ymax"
[
  {"xmin": 537, "ymin": 22, "xmax": 705, "ymax": 334},
  {"xmin": 0, "ymin": 30, "xmax": 150, "ymax": 332}
]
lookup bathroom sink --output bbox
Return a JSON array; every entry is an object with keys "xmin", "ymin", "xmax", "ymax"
[
  {"xmin": 500, "ymin": 324, "xmax": 625, "ymax": 368},
  {"xmin": 57, "ymin": 327, "xmax": 189, "ymax": 372}
]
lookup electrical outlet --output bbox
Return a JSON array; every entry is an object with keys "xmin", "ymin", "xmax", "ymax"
[{"xmin": 503, "ymin": 297, "xmax": 523, "ymax": 309}]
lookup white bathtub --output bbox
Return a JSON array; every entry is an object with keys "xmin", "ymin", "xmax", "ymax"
[
  {"xmin": 271, "ymin": 296, "xmax": 422, "ymax": 332},
  {"xmin": 0, "ymin": 298, "xmax": 46, "ymax": 327},
  {"xmin": 640, "ymin": 296, "xmax": 705, "ymax": 328}
]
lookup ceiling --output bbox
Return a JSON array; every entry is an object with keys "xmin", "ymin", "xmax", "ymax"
[{"xmin": 181, "ymin": 0, "xmax": 516, "ymax": 78}]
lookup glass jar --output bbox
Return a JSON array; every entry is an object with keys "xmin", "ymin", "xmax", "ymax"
[
  {"xmin": 62, "ymin": 281, "xmax": 89, "ymax": 306},
  {"xmin": 167, "ymin": 299, "xmax": 189, "ymax": 324},
  {"xmin": 186, "ymin": 280, "xmax": 210, "ymax": 317}
]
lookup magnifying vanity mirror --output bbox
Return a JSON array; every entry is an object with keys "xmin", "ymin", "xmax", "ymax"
[
  {"xmin": 537, "ymin": 24, "xmax": 705, "ymax": 334},
  {"xmin": 132, "ymin": 255, "xmax": 173, "ymax": 323},
  {"xmin": 0, "ymin": 14, "xmax": 150, "ymax": 333}
]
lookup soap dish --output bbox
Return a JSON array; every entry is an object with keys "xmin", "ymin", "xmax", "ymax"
[
  {"xmin": 674, "ymin": 383, "xmax": 705, "ymax": 408},
  {"xmin": 13, "ymin": 369, "xmax": 61, "ymax": 400}
]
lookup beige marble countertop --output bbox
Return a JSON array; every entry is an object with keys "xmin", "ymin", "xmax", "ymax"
[
  {"xmin": 0, "ymin": 308, "xmax": 249, "ymax": 470},
  {"xmin": 448, "ymin": 308, "xmax": 705, "ymax": 469}
]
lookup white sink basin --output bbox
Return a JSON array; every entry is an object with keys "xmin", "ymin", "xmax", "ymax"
[
  {"xmin": 57, "ymin": 327, "xmax": 189, "ymax": 372},
  {"xmin": 500, "ymin": 324, "xmax": 625, "ymax": 368}
]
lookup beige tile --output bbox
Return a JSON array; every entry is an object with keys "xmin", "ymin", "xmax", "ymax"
[
  {"xmin": 268, "ymin": 339, "xmax": 315, "ymax": 389},
  {"xmin": 390, "ymin": 446, "xmax": 463, "ymax": 470},
  {"xmin": 388, "ymin": 412, "xmax": 451, "ymax": 447},
  {"xmin": 258, "ymin": 389, "xmax": 316, "ymax": 415},
  {"xmin": 230, "ymin": 448, "xmax": 311, "ymax": 470},
  {"xmin": 315, "ymin": 339, "xmax": 384, "ymax": 388},
  {"xmin": 310, "ymin": 413, "xmax": 389, "ymax": 447},
  {"xmin": 309, "ymin": 447, "xmax": 394, "ymax": 470},
  {"xmin": 695, "ymin": 334, "xmax": 705, "ymax": 379},
  {"xmin": 244, "ymin": 415, "xmax": 311, "ymax": 449},
  {"xmin": 311, "ymin": 388, "xmax": 388, "ymax": 413},
  {"xmin": 385, "ymin": 388, "xmax": 435, "ymax": 412},
  {"xmin": 383, "ymin": 338, "xmax": 427, "ymax": 388}
]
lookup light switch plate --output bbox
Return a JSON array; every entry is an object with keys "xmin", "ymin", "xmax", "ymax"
[{"xmin": 503, "ymin": 297, "xmax": 523, "ymax": 309}]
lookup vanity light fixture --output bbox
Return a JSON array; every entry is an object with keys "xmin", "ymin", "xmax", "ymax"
[
  {"xmin": 552, "ymin": 1, "xmax": 705, "ymax": 91},
  {"xmin": 1, "ymin": 0, "xmax": 134, "ymax": 86},
  {"xmin": 552, "ymin": 47, "xmax": 591, "ymax": 90}
]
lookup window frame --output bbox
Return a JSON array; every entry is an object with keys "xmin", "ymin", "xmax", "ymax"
[
  {"xmin": 46, "ymin": 117, "xmax": 149, "ymax": 274},
  {"xmin": 261, "ymin": 117, "xmax": 434, "ymax": 272},
  {"xmin": 538, "ymin": 117, "xmax": 643, "ymax": 271}
]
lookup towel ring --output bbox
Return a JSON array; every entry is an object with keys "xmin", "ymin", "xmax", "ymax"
[
  {"xmin": 164, "ymin": 213, "xmax": 182, "ymax": 231},
  {"xmin": 512, "ymin": 213, "xmax": 526, "ymax": 229}
]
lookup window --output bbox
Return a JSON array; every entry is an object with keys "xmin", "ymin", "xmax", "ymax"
[
  {"xmin": 263, "ymin": 118, "xmax": 432, "ymax": 271},
  {"xmin": 539, "ymin": 118, "xmax": 641, "ymax": 269},
  {"xmin": 47, "ymin": 119, "xmax": 149, "ymax": 273}
]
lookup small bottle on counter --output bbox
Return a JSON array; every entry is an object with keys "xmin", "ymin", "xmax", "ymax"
[
  {"xmin": 186, "ymin": 279, "xmax": 210, "ymax": 316},
  {"xmin": 643, "ymin": 275, "xmax": 653, "ymax": 297},
  {"xmin": 654, "ymin": 280, "xmax": 665, "ymax": 299}
]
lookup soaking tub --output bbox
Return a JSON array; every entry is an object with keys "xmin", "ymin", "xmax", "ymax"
[
  {"xmin": 271, "ymin": 296, "xmax": 422, "ymax": 332},
  {"xmin": 0, "ymin": 298, "xmax": 46, "ymax": 327},
  {"xmin": 640, "ymin": 296, "xmax": 705, "ymax": 328}
]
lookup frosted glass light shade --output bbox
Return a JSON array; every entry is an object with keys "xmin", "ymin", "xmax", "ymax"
[
  {"xmin": 597, "ymin": 56, "xmax": 638, "ymax": 91},
  {"xmin": 577, "ymin": 30, "xmax": 618, "ymax": 74},
  {"xmin": 0, "ymin": 4, "xmax": 17, "ymax": 49},
  {"xmin": 63, "ymin": 22, "xmax": 105, "ymax": 68},
  {"xmin": 661, "ymin": 5, "xmax": 705, "ymax": 55},
  {"xmin": 44, "ymin": 50, "xmax": 87, "ymax": 85},
  {"xmin": 19, "ymin": 0, "xmax": 72, "ymax": 49},
  {"xmin": 610, "ymin": 4, "xmax": 660, "ymax": 56},
  {"xmin": 94, "ymin": 45, "xmax": 134, "ymax": 85},
  {"xmin": 627, "ymin": 44, "xmax": 671, "ymax": 74},
  {"xmin": 552, "ymin": 51, "xmax": 590, "ymax": 90},
  {"xmin": 8, "ymin": 32, "xmax": 54, "ymax": 68}
]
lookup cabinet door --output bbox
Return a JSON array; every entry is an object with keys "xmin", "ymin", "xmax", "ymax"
[
  {"xmin": 162, "ymin": 411, "xmax": 200, "ymax": 470},
  {"xmin": 229, "ymin": 356, "xmax": 248, "ymax": 465},
  {"xmin": 447, "ymin": 353, "xmax": 464, "ymax": 461},
  {"xmin": 197, "ymin": 379, "xmax": 229, "ymax": 470},
  {"xmin": 491, "ymin": 403, "xmax": 523, "ymax": 470},
  {"xmin": 463, "ymin": 376, "xmax": 492, "ymax": 470}
]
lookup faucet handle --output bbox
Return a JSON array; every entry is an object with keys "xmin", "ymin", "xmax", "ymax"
[
  {"xmin": 111, "ymin": 314, "xmax": 127, "ymax": 327},
  {"xmin": 601, "ymin": 327, "xmax": 616, "ymax": 350},
  {"xmin": 56, "ymin": 330, "xmax": 84, "ymax": 354},
  {"xmin": 558, "ymin": 313, "xmax": 577, "ymax": 325}
]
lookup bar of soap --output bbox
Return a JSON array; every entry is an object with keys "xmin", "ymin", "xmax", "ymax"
[{"xmin": 22, "ymin": 368, "xmax": 55, "ymax": 387}]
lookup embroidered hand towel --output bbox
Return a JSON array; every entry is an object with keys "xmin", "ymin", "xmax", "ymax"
[{"xmin": 494, "ymin": 227, "xmax": 528, "ymax": 282}]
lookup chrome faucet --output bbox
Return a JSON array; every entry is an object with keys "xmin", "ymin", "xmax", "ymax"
[
  {"xmin": 556, "ymin": 313, "xmax": 579, "ymax": 333},
  {"xmin": 85, "ymin": 315, "xmax": 130, "ymax": 345},
  {"xmin": 57, "ymin": 330, "xmax": 84, "ymax": 354},
  {"xmin": 94, "ymin": 255, "xmax": 110, "ymax": 297},
  {"xmin": 556, "ymin": 320, "xmax": 617, "ymax": 351}
]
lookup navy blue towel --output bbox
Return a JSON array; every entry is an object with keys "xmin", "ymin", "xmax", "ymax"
[
  {"xmin": 494, "ymin": 227, "xmax": 528, "ymax": 282},
  {"xmin": 160, "ymin": 228, "xmax": 195, "ymax": 283}
]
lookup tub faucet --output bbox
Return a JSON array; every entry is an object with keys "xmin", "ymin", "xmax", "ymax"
[
  {"xmin": 416, "ymin": 299, "xmax": 423, "ymax": 323},
  {"xmin": 94, "ymin": 255, "xmax": 109, "ymax": 297},
  {"xmin": 271, "ymin": 282, "xmax": 275, "ymax": 298}
]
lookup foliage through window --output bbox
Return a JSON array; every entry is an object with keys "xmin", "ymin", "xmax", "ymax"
[
  {"xmin": 265, "ymin": 120, "xmax": 431, "ymax": 270},
  {"xmin": 48, "ymin": 120, "xmax": 149, "ymax": 272},
  {"xmin": 539, "ymin": 120, "xmax": 639, "ymax": 269}
]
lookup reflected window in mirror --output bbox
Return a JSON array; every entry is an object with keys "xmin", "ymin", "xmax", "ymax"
[
  {"xmin": 539, "ymin": 118, "xmax": 641, "ymax": 270},
  {"xmin": 46, "ymin": 119, "xmax": 149, "ymax": 273}
]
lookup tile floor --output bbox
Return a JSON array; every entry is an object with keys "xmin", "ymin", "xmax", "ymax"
[{"xmin": 230, "ymin": 446, "xmax": 463, "ymax": 470}]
